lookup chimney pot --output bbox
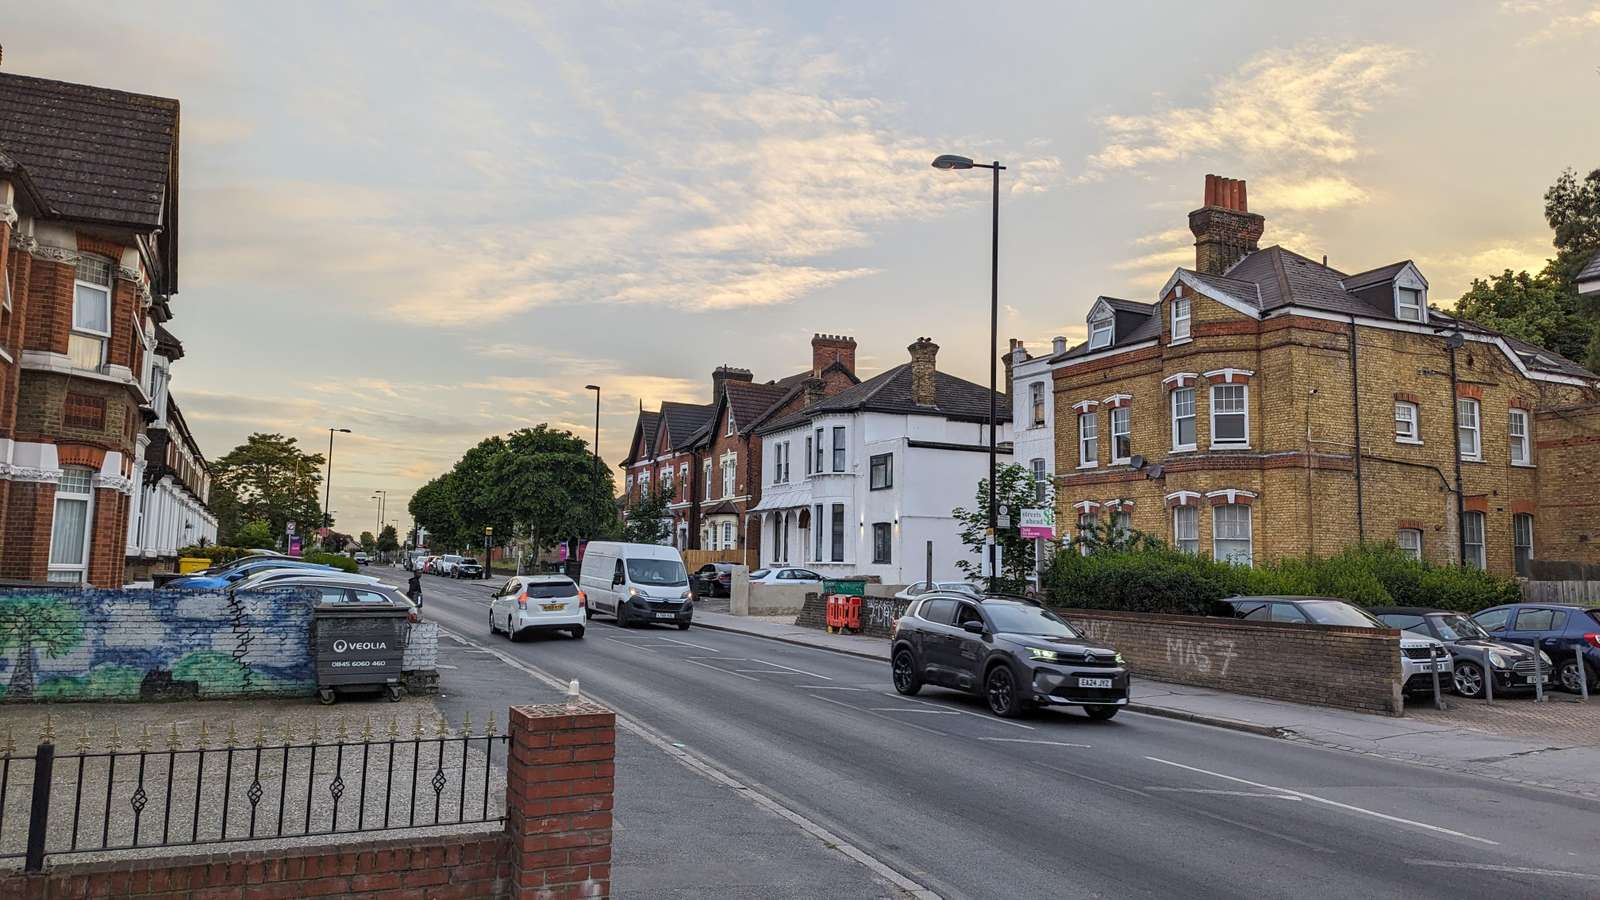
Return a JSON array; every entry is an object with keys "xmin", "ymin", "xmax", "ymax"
[
  {"xmin": 1052, "ymin": 335, "xmax": 1067, "ymax": 355},
  {"xmin": 1189, "ymin": 174, "xmax": 1265, "ymax": 275},
  {"xmin": 907, "ymin": 337, "xmax": 939, "ymax": 407}
]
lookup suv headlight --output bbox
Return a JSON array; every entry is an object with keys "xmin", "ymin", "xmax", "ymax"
[
  {"xmin": 1025, "ymin": 647, "xmax": 1059, "ymax": 662},
  {"xmin": 1114, "ymin": 652, "xmax": 1125, "ymax": 665},
  {"xmin": 1488, "ymin": 652, "xmax": 1507, "ymax": 668}
]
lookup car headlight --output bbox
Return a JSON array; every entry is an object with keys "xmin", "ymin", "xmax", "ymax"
[
  {"xmin": 1025, "ymin": 647, "xmax": 1059, "ymax": 662},
  {"xmin": 1539, "ymin": 651, "xmax": 1553, "ymax": 665},
  {"xmin": 1114, "ymin": 652, "xmax": 1125, "ymax": 665},
  {"xmin": 1488, "ymin": 652, "xmax": 1507, "ymax": 668},
  {"xmin": 680, "ymin": 589, "xmax": 691, "ymax": 600},
  {"xmin": 628, "ymin": 587, "xmax": 641, "ymax": 598}
]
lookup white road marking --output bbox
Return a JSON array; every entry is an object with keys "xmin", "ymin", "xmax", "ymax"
[
  {"xmin": 879, "ymin": 692, "xmax": 1035, "ymax": 731},
  {"xmin": 809, "ymin": 694, "xmax": 949, "ymax": 738},
  {"xmin": 794, "ymin": 685, "xmax": 866, "ymax": 691},
  {"xmin": 1402, "ymin": 860, "xmax": 1600, "ymax": 881},
  {"xmin": 682, "ymin": 659, "xmax": 760, "ymax": 682},
  {"xmin": 1144, "ymin": 756, "xmax": 1499, "ymax": 846},
  {"xmin": 868, "ymin": 707, "xmax": 962, "ymax": 715},
  {"xmin": 751, "ymin": 658, "xmax": 832, "ymax": 680},
  {"xmin": 977, "ymin": 737, "xmax": 1091, "ymax": 749},
  {"xmin": 605, "ymin": 638, "xmax": 656, "ymax": 652},
  {"xmin": 433, "ymin": 625, "xmax": 935, "ymax": 898},
  {"xmin": 655, "ymin": 636, "xmax": 720, "ymax": 652},
  {"xmin": 687, "ymin": 657, "xmax": 748, "ymax": 662},
  {"xmin": 1146, "ymin": 787, "xmax": 1302, "ymax": 801}
]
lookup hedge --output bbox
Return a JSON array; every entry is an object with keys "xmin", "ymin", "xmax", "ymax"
[
  {"xmin": 1043, "ymin": 543, "xmax": 1520, "ymax": 616},
  {"xmin": 301, "ymin": 551, "xmax": 359, "ymax": 573},
  {"xmin": 175, "ymin": 546, "xmax": 359, "ymax": 574}
]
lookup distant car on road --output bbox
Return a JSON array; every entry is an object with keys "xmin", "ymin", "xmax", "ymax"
[
  {"xmin": 692, "ymin": 563, "xmax": 737, "ymax": 598},
  {"xmin": 435, "ymin": 554, "xmax": 465, "ymax": 577},
  {"xmin": 893, "ymin": 581, "xmax": 981, "ymax": 602},
  {"xmin": 1472, "ymin": 603, "xmax": 1600, "ymax": 694},
  {"xmin": 454, "ymin": 557, "xmax": 484, "ymax": 579},
  {"xmin": 892, "ymin": 592, "xmax": 1129, "ymax": 719},
  {"xmin": 353, "ymin": 552, "xmax": 370, "ymax": 566},
  {"xmin": 1214, "ymin": 596, "xmax": 1452, "ymax": 695},
  {"xmin": 1373, "ymin": 606, "xmax": 1550, "ymax": 699},
  {"xmin": 747, "ymin": 567, "xmax": 822, "ymax": 586},
  {"xmin": 490, "ymin": 575, "xmax": 586, "ymax": 640}
]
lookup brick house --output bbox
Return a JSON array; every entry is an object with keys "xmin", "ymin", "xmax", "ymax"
[
  {"xmin": 1026, "ymin": 174, "xmax": 1600, "ymax": 576},
  {"xmin": 0, "ymin": 71, "xmax": 201, "ymax": 586},
  {"xmin": 619, "ymin": 335, "xmax": 859, "ymax": 556}
]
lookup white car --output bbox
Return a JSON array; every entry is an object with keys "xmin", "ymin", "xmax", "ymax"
[
  {"xmin": 234, "ymin": 568, "xmax": 384, "ymax": 591},
  {"xmin": 490, "ymin": 575, "xmax": 586, "ymax": 640},
  {"xmin": 435, "ymin": 554, "xmax": 465, "ymax": 577},
  {"xmin": 894, "ymin": 581, "xmax": 982, "ymax": 602},
  {"xmin": 748, "ymin": 567, "xmax": 823, "ymax": 586}
]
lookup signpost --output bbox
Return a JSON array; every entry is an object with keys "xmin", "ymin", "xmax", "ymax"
[
  {"xmin": 484, "ymin": 526, "xmax": 493, "ymax": 580},
  {"xmin": 1019, "ymin": 508, "xmax": 1056, "ymax": 539}
]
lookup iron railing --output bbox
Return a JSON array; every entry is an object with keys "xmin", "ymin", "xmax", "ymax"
[{"xmin": 0, "ymin": 712, "xmax": 508, "ymax": 873}]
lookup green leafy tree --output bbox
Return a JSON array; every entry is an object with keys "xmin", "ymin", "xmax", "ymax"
[
  {"xmin": 409, "ymin": 474, "xmax": 465, "ymax": 551},
  {"xmin": 211, "ymin": 434, "xmax": 325, "ymax": 543},
  {"xmin": 377, "ymin": 525, "xmax": 400, "ymax": 554},
  {"xmin": 622, "ymin": 486, "xmax": 671, "ymax": 544},
  {"xmin": 0, "ymin": 596, "xmax": 85, "ymax": 699},
  {"xmin": 231, "ymin": 520, "xmax": 276, "ymax": 551},
  {"xmin": 1454, "ymin": 269, "xmax": 1590, "ymax": 362},
  {"xmin": 1070, "ymin": 515, "xmax": 1166, "ymax": 555},
  {"xmin": 952, "ymin": 464, "xmax": 1048, "ymax": 594},
  {"xmin": 1544, "ymin": 167, "xmax": 1600, "ymax": 291},
  {"xmin": 321, "ymin": 531, "xmax": 353, "ymax": 553},
  {"xmin": 359, "ymin": 531, "xmax": 376, "ymax": 553}
]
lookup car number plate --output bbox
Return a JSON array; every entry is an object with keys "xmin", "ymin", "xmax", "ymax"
[
  {"xmin": 1417, "ymin": 663, "xmax": 1436, "ymax": 672},
  {"xmin": 1078, "ymin": 677, "xmax": 1112, "ymax": 689},
  {"xmin": 1527, "ymin": 675, "xmax": 1549, "ymax": 684},
  {"xmin": 654, "ymin": 612, "xmax": 676, "ymax": 620},
  {"xmin": 541, "ymin": 603, "xmax": 565, "ymax": 612}
]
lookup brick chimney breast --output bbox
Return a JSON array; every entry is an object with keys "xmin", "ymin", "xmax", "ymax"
[
  {"xmin": 711, "ymin": 365, "xmax": 753, "ymax": 401},
  {"xmin": 811, "ymin": 333, "xmax": 857, "ymax": 376},
  {"xmin": 1189, "ymin": 174, "xmax": 1265, "ymax": 275},
  {"xmin": 908, "ymin": 337, "xmax": 939, "ymax": 407}
]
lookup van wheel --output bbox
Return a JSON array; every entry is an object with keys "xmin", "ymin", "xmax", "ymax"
[{"xmin": 584, "ymin": 607, "xmax": 595, "ymax": 620}]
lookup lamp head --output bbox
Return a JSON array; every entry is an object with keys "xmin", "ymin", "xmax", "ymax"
[
  {"xmin": 932, "ymin": 154, "xmax": 975, "ymax": 170},
  {"xmin": 585, "ymin": 384, "xmax": 600, "ymax": 391}
]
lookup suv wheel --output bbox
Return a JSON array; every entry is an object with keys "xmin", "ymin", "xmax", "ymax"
[
  {"xmin": 892, "ymin": 649, "xmax": 922, "ymax": 696},
  {"xmin": 1452, "ymin": 661, "xmax": 1486, "ymax": 699},
  {"xmin": 985, "ymin": 665, "xmax": 1026, "ymax": 719},
  {"xmin": 1083, "ymin": 705, "xmax": 1119, "ymax": 721}
]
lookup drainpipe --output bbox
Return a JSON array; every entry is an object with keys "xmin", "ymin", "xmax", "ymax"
[
  {"xmin": 1348, "ymin": 320, "xmax": 1365, "ymax": 542},
  {"xmin": 1447, "ymin": 337, "xmax": 1467, "ymax": 565}
]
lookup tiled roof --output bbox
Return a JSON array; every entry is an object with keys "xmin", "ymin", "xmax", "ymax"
[
  {"xmin": 153, "ymin": 323, "xmax": 184, "ymax": 361},
  {"xmin": 658, "ymin": 401, "xmax": 714, "ymax": 449},
  {"xmin": 1579, "ymin": 249, "xmax": 1600, "ymax": 285},
  {"xmin": 724, "ymin": 380, "xmax": 791, "ymax": 432},
  {"xmin": 759, "ymin": 364, "xmax": 1010, "ymax": 434}
]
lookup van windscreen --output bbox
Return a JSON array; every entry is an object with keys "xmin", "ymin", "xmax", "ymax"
[{"xmin": 627, "ymin": 559, "xmax": 687, "ymax": 586}]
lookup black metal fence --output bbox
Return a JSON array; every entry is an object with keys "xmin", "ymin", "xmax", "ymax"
[{"xmin": 0, "ymin": 714, "xmax": 508, "ymax": 873}]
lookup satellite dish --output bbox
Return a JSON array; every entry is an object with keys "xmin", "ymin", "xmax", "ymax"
[
  {"xmin": 1146, "ymin": 464, "xmax": 1164, "ymax": 480},
  {"xmin": 1129, "ymin": 455, "xmax": 1146, "ymax": 470},
  {"xmin": 1445, "ymin": 330, "xmax": 1466, "ymax": 350}
]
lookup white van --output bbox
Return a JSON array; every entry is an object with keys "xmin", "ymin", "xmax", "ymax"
[{"xmin": 580, "ymin": 542, "xmax": 693, "ymax": 629}]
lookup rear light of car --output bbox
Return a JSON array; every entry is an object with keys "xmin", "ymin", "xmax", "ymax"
[
  {"xmin": 890, "ymin": 617, "xmax": 900, "ymax": 638},
  {"xmin": 1584, "ymin": 633, "xmax": 1600, "ymax": 649},
  {"xmin": 407, "ymin": 609, "xmax": 420, "ymax": 624},
  {"xmin": 578, "ymin": 589, "xmax": 587, "ymax": 608},
  {"xmin": 517, "ymin": 591, "xmax": 528, "ymax": 609}
]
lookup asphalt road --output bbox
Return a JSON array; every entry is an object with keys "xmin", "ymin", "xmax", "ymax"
[{"xmin": 390, "ymin": 568, "xmax": 1600, "ymax": 899}]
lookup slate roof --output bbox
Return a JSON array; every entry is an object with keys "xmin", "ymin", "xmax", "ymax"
[
  {"xmin": 724, "ymin": 380, "xmax": 791, "ymax": 432},
  {"xmin": 622, "ymin": 410, "xmax": 660, "ymax": 465},
  {"xmin": 657, "ymin": 401, "xmax": 714, "ymax": 450},
  {"xmin": 1052, "ymin": 298, "xmax": 1162, "ymax": 363},
  {"xmin": 758, "ymin": 364, "xmax": 1010, "ymax": 434},
  {"xmin": 1579, "ymin": 249, "xmax": 1600, "ymax": 287},
  {"xmin": 0, "ymin": 72, "xmax": 181, "ymax": 290},
  {"xmin": 0, "ymin": 147, "xmax": 48, "ymax": 211}
]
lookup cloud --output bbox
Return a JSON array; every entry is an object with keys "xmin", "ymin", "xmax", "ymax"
[
  {"xmin": 1502, "ymin": 0, "xmax": 1600, "ymax": 43},
  {"xmin": 1417, "ymin": 236, "xmax": 1554, "ymax": 300}
]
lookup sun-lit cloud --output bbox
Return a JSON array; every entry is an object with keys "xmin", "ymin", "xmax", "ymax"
[
  {"xmin": 1418, "ymin": 236, "xmax": 1555, "ymax": 301},
  {"xmin": 1503, "ymin": 0, "xmax": 1600, "ymax": 43}
]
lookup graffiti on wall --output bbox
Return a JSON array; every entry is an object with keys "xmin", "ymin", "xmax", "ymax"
[
  {"xmin": 1164, "ymin": 636, "xmax": 1240, "ymax": 677},
  {"xmin": 0, "ymin": 588, "xmax": 316, "ymax": 702}
]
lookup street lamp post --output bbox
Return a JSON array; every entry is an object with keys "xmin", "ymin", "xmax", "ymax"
[
  {"xmin": 584, "ymin": 385, "xmax": 601, "ymax": 484},
  {"xmin": 932, "ymin": 154, "xmax": 1005, "ymax": 593},
  {"xmin": 323, "ymin": 427, "xmax": 352, "ymax": 532},
  {"xmin": 372, "ymin": 490, "xmax": 387, "ymax": 541}
]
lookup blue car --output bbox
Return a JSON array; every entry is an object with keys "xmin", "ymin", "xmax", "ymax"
[
  {"xmin": 1472, "ymin": 603, "xmax": 1600, "ymax": 694},
  {"xmin": 167, "ymin": 557, "xmax": 334, "ymax": 590}
]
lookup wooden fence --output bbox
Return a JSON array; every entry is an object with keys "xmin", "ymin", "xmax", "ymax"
[
  {"xmin": 1519, "ymin": 560, "xmax": 1600, "ymax": 603},
  {"xmin": 682, "ymin": 549, "xmax": 755, "ymax": 570}
]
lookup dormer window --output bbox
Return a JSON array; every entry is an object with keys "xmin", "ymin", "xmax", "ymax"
[
  {"xmin": 1088, "ymin": 312, "xmax": 1114, "ymax": 350},
  {"xmin": 1397, "ymin": 286, "xmax": 1424, "ymax": 323}
]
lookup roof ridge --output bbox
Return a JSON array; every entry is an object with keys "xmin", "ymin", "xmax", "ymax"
[{"xmin": 0, "ymin": 71, "xmax": 180, "ymax": 107}]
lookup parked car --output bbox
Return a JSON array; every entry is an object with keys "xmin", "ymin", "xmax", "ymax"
[
  {"xmin": 403, "ymin": 549, "xmax": 430, "ymax": 571},
  {"xmin": 167, "ymin": 557, "xmax": 336, "ymax": 590},
  {"xmin": 894, "ymin": 581, "xmax": 981, "ymax": 602},
  {"xmin": 434, "ymin": 554, "xmax": 465, "ymax": 577},
  {"xmin": 1471, "ymin": 603, "xmax": 1600, "ymax": 693},
  {"xmin": 1372, "ymin": 606, "xmax": 1551, "ymax": 698},
  {"xmin": 582, "ymin": 542, "xmax": 693, "ymax": 629},
  {"xmin": 1213, "ymin": 596, "xmax": 1453, "ymax": 695},
  {"xmin": 747, "ymin": 567, "xmax": 822, "ymax": 586},
  {"xmin": 490, "ymin": 575, "xmax": 585, "ymax": 640},
  {"xmin": 454, "ymin": 557, "xmax": 484, "ymax": 579},
  {"xmin": 421, "ymin": 556, "xmax": 442, "ymax": 574},
  {"xmin": 692, "ymin": 563, "xmax": 737, "ymax": 598},
  {"xmin": 231, "ymin": 572, "xmax": 419, "ymax": 622},
  {"xmin": 891, "ymin": 592, "xmax": 1129, "ymax": 719},
  {"xmin": 353, "ymin": 552, "xmax": 370, "ymax": 566},
  {"xmin": 234, "ymin": 568, "xmax": 384, "ymax": 591}
]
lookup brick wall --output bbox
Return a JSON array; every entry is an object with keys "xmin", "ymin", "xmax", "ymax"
[
  {"xmin": 1060, "ymin": 609, "xmax": 1403, "ymax": 716},
  {"xmin": 506, "ymin": 702, "xmax": 615, "ymax": 897},
  {"xmin": 0, "ymin": 481, "xmax": 53, "ymax": 581}
]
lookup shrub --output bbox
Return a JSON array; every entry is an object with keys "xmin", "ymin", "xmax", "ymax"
[
  {"xmin": 177, "ymin": 545, "xmax": 253, "ymax": 564},
  {"xmin": 301, "ymin": 551, "xmax": 358, "ymax": 573}
]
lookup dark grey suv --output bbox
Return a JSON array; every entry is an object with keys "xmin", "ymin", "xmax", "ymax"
[{"xmin": 891, "ymin": 593, "xmax": 1129, "ymax": 719}]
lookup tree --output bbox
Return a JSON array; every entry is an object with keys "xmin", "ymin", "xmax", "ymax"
[
  {"xmin": 1453, "ymin": 269, "xmax": 1590, "ymax": 362},
  {"xmin": 1545, "ymin": 167, "xmax": 1600, "ymax": 290},
  {"xmin": 622, "ymin": 486, "xmax": 671, "ymax": 544},
  {"xmin": 210, "ymin": 434, "xmax": 325, "ymax": 544},
  {"xmin": 377, "ymin": 525, "xmax": 400, "ymax": 554},
  {"xmin": 232, "ymin": 520, "xmax": 276, "ymax": 551},
  {"xmin": 322, "ymin": 531, "xmax": 354, "ymax": 553},
  {"xmin": 359, "ymin": 531, "xmax": 377, "ymax": 553},
  {"xmin": 0, "ymin": 596, "xmax": 85, "ymax": 700},
  {"xmin": 951, "ymin": 464, "xmax": 1048, "ymax": 595}
]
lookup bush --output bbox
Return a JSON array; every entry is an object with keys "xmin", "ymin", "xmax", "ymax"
[
  {"xmin": 1042, "ymin": 542, "xmax": 1519, "ymax": 615},
  {"xmin": 177, "ymin": 545, "xmax": 253, "ymax": 564},
  {"xmin": 301, "ymin": 551, "xmax": 358, "ymax": 573}
]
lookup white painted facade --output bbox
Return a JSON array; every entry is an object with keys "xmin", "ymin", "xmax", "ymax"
[
  {"xmin": 752, "ymin": 410, "xmax": 1012, "ymax": 586},
  {"xmin": 1011, "ymin": 342, "xmax": 1060, "ymax": 512}
]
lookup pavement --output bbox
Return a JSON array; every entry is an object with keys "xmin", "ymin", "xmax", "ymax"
[{"xmin": 383, "ymin": 568, "xmax": 1600, "ymax": 899}]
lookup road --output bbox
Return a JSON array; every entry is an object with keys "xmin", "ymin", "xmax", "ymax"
[{"xmin": 388, "ymin": 568, "xmax": 1600, "ymax": 899}]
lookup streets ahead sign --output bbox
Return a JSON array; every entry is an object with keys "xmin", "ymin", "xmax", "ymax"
[{"xmin": 1019, "ymin": 507, "xmax": 1056, "ymax": 539}]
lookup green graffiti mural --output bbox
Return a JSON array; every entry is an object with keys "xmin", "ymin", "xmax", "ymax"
[
  {"xmin": 36, "ymin": 665, "xmax": 145, "ymax": 701},
  {"xmin": 0, "ymin": 595, "xmax": 86, "ymax": 700}
]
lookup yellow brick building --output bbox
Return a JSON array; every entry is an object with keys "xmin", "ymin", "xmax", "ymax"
[{"xmin": 1025, "ymin": 175, "xmax": 1600, "ymax": 576}]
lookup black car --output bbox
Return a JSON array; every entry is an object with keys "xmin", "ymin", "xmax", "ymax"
[
  {"xmin": 692, "ymin": 563, "xmax": 736, "ymax": 598},
  {"xmin": 454, "ymin": 557, "xmax": 485, "ymax": 579},
  {"xmin": 891, "ymin": 593, "xmax": 1129, "ymax": 719},
  {"xmin": 1372, "ymin": 606, "xmax": 1551, "ymax": 699}
]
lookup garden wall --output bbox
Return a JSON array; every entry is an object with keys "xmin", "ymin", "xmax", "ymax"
[{"xmin": 795, "ymin": 592, "xmax": 912, "ymax": 638}]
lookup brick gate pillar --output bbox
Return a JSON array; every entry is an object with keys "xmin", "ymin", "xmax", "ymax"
[{"xmin": 506, "ymin": 701, "xmax": 616, "ymax": 899}]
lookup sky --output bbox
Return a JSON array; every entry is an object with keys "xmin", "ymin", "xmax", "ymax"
[{"xmin": 5, "ymin": 0, "xmax": 1599, "ymax": 536}]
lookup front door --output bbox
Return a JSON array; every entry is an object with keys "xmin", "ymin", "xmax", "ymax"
[{"xmin": 945, "ymin": 602, "xmax": 988, "ymax": 691}]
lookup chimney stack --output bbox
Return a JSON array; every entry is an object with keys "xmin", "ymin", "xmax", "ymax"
[
  {"xmin": 1052, "ymin": 335, "xmax": 1067, "ymax": 355},
  {"xmin": 907, "ymin": 337, "xmax": 939, "ymax": 407},
  {"xmin": 1004, "ymin": 339, "xmax": 1026, "ymax": 402},
  {"xmin": 803, "ymin": 376, "xmax": 827, "ymax": 408},
  {"xmin": 711, "ymin": 365, "xmax": 753, "ymax": 401},
  {"xmin": 1189, "ymin": 174, "xmax": 1265, "ymax": 275},
  {"xmin": 810, "ymin": 333, "xmax": 857, "ymax": 376}
]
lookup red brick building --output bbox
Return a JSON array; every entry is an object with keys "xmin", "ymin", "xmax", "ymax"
[{"xmin": 0, "ymin": 71, "xmax": 195, "ymax": 586}]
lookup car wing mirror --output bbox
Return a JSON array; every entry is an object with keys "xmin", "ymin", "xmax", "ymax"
[{"xmin": 961, "ymin": 621, "xmax": 986, "ymax": 635}]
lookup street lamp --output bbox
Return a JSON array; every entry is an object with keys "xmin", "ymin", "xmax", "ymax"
[
  {"xmin": 932, "ymin": 153, "xmax": 1005, "ymax": 593},
  {"xmin": 371, "ymin": 490, "xmax": 387, "ymax": 539},
  {"xmin": 584, "ymin": 385, "xmax": 601, "ymax": 484},
  {"xmin": 323, "ymin": 427, "xmax": 351, "ymax": 530}
]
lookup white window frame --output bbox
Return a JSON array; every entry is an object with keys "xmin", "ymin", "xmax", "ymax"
[
  {"xmin": 1173, "ymin": 505, "xmax": 1198, "ymax": 554},
  {"xmin": 1508, "ymin": 408, "xmax": 1531, "ymax": 466},
  {"xmin": 48, "ymin": 465, "xmax": 96, "ymax": 583},
  {"xmin": 1110, "ymin": 406, "xmax": 1131, "ymax": 464},
  {"xmin": 1171, "ymin": 387, "xmax": 1196, "ymax": 452},
  {"xmin": 1212, "ymin": 503, "xmax": 1253, "ymax": 566},
  {"xmin": 1462, "ymin": 510, "xmax": 1485, "ymax": 570},
  {"xmin": 640, "ymin": 469, "xmax": 650, "ymax": 494},
  {"xmin": 814, "ymin": 428, "xmax": 824, "ymax": 473},
  {"xmin": 1171, "ymin": 296, "xmax": 1192, "ymax": 342},
  {"xmin": 1078, "ymin": 411, "xmax": 1098, "ymax": 468},
  {"xmin": 1394, "ymin": 401, "xmax": 1420, "ymax": 444},
  {"xmin": 703, "ymin": 460, "xmax": 713, "ymax": 499},
  {"xmin": 1398, "ymin": 528, "xmax": 1423, "ymax": 561},
  {"xmin": 71, "ymin": 255, "xmax": 114, "ymax": 370},
  {"xmin": 1209, "ymin": 384, "xmax": 1250, "ymax": 449},
  {"xmin": 804, "ymin": 435, "xmax": 813, "ymax": 475},
  {"xmin": 721, "ymin": 454, "xmax": 736, "ymax": 499},
  {"xmin": 626, "ymin": 474, "xmax": 633, "ymax": 493},
  {"xmin": 1088, "ymin": 313, "xmax": 1113, "ymax": 350},
  {"xmin": 1513, "ymin": 514, "xmax": 1533, "ymax": 570},
  {"xmin": 1029, "ymin": 381, "xmax": 1045, "ymax": 427},
  {"xmin": 1396, "ymin": 286, "xmax": 1425, "ymax": 323},
  {"xmin": 1457, "ymin": 398, "xmax": 1481, "ymax": 461},
  {"xmin": 1030, "ymin": 458, "xmax": 1047, "ymax": 504},
  {"xmin": 661, "ymin": 466, "xmax": 673, "ymax": 493}
]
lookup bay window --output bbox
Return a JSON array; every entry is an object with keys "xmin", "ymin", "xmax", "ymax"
[
  {"xmin": 832, "ymin": 426, "xmax": 846, "ymax": 472},
  {"xmin": 71, "ymin": 256, "xmax": 113, "ymax": 370},
  {"xmin": 830, "ymin": 504, "xmax": 845, "ymax": 562}
]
